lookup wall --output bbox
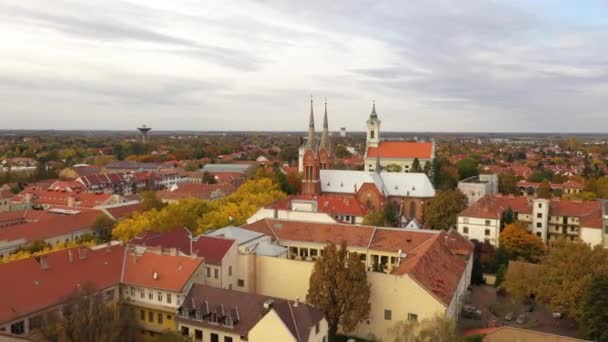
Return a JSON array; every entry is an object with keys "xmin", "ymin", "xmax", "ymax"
[
  {"xmin": 580, "ymin": 227, "xmax": 603, "ymax": 246},
  {"xmin": 248, "ymin": 309, "xmax": 297, "ymax": 342},
  {"xmin": 130, "ymin": 304, "xmax": 177, "ymax": 334},
  {"xmin": 457, "ymin": 216, "xmax": 500, "ymax": 246},
  {"xmin": 246, "ymin": 208, "xmax": 337, "ymax": 225},
  {"xmin": 364, "ymin": 157, "xmax": 432, "ymax": 173},
  {"xmin": 177, "ymin": 321, "xmax": 241, "ymax": 342}
]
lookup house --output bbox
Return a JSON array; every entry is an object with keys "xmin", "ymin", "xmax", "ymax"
[
  {"xmin": 457, "ymin": 194, "xmax": 604, "ymax": 247},
  {"xmin": 156, "ymin": 183, "xmax": 236, "ymax": 204},
  {"xmin": 104, "ymin": 161, "xmax": 165, "ymax": 173},
  {"xmin": 76, "ymin": 172, "xmax": 134, "ymax": 195},
  {"xmin": 0, "ymin": 190, "xmax": 14, "ymax": 213},
  {"xmin": 517, "ymin": 180, "xmax": 584, "ymax": 197},
  {"xmin": 177, "ymin": 285, "xmax": 328, "ymax": 342},
  {"xmin": 241, "ymin": 219, "xmax": 473, "ymax": 340},
  {"xmin": 458, "ymin": 174, "xmax": 499, "ymax": 205},
  {"xmin": 463, "ymin": 326, "xmax": 590, "ymax": 342},
  {"xmin": 121, "ymin": 248, "xmax": 205, "ymax": 337},
  {"xmin": 12, "ymin": 187, "xmax": 124, "ymax": 210}
]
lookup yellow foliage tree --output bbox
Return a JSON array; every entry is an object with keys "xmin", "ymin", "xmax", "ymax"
[
  {"xmin": 499, "ymin": 224, "xmax": 545, "ymax": 263},
  {"xmin": 1, "ymin": 239, "xmax": 97, "ymax": 264}
]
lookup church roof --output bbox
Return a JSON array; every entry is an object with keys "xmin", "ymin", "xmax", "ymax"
[
  {"xmin": 319, "ymin": 170, "xmax": 435, "ymax": 198},
  {"xmin": 366, "ymin": 141, "xmax": 433, "ymax": 159}
]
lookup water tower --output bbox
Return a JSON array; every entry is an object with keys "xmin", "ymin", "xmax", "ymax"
[{"xmin": 137, "ymin": 125, "xmax": 151, "ymax": 144}]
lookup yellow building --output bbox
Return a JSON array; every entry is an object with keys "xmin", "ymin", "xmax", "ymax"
[
  {"xmin": 121, "ymin": 247, "xmax": 205, "ymax": 338},
  {"xmin": 177, "ymin": 285, "xmax": 328, "ymax": 342},
  {"xmin": 242, "ymin": 219, "xmax": 474, "ymax": 341}
]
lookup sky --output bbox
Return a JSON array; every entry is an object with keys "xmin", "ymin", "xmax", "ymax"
[{"xmin": 1, "ymin": 0, "xmax": 608, "ymax": 132}]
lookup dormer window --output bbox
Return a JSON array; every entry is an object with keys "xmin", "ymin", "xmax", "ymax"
[
  {"xmin": 180, "ymin": 307, "xmax": 189, "ymax": 318},
  {"xmin": 195, "ymin": 310, "xmax": 203, "ymax": 321},
  {"xmin": 225, "ymin": 316, "xmax": 234, "ymax": 328}
]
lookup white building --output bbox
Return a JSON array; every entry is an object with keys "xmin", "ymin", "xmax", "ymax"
[{"xmin": 457, "ymin": 174, "xmax": 499, "ymax": 205}]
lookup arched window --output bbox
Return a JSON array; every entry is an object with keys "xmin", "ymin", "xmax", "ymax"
[
  {"xmin": 370, "ymin": 130, "xmax": 375, "ymax": 139},
  {"xmin": 410, "ymin": 201, "xmax": 416, "ymax": 219}
]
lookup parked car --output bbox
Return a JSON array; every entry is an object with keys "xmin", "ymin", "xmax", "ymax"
[
  {"xmin": 516, "ymin": 314, "xmax": 527, "ymax": 324},
  {"xmin": 552, "ymin": 312, "xmax": 563, "ymax": 319},
  {"xmin": 524, "ymin": 303, "xmax": 535, "ymax": 312},
  {"xmin": 462, "ymin": 305, "xmax": 482, "ymax": 319},
  {"xmin": 504, "ymin": 312, "xmax": 514, "ymax": 321}
]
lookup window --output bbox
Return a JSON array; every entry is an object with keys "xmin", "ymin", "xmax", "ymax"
[
  {"xmin": 140, "ymin": 310, "xmax": 145, "ymax": 321},
  {"xmin": 537, "ymin": 213, "xmax": 542, "ymax": 218},
  {"xmin": 384, "ymin": 309, "xmax": 392, "ymax": 320},
  {"xmin": 211, "ymin": 333, "xmax": 219, "ymax": 342},
  {"xmin": 214, "ymin": 269, "xmax": 219, "ymax": 279},
  {"xmin": 536, "ymin": 232, "xmax": 541, "ymax": 238},
  {"xmin": 149, "ymin": 291, "xmax": 153, "ymax": 300},
  {"xmin": 10, "ymin": 321, "xmax": 24, "ymax": 335},
  {"xmin": 224, "ymin": 337, "xmax": 233, "ymax": 342},
  {"xmin": 148, "ymin": 311, "xmax": 154, "ymax": 322},
  {"xmin": 206, "ymin": 267, "xmax": 211, "ymax": 277},
  {"xmin": 238, "ymin": 279, "xmax": 245, "ymax": 287},
  {"xmin": 140, "ymin": 289, "xmax": 145, "ymax": 299},
  {"xmin": 484, "ymin": 229, "xmax": 490, "ymax": 236},
  {"xmin": 408, "ymin": 313, "xmax": 418, "ymax": 322},
  {"xmin": 167, "ymin": 293, "xmax": 172, "ymax": 304},
  {"xmin": 157, "ymin": 313, "xmax": 163, "ymax": 324},
  {"xmin": 158, "ymin": 292, "xmax": 163, "ymax": 301},
  {"xmin": 130, "ymin": 287, "xmax": 135, "ymax": 296},
  {"xmin": 538, "ymin": 203, "xmax": 542, "ymax": 208},
  {"xmin": 195, "ymin": 330, "xmax": 203, "ymax": 341},
  {"xmin": 316, "ymin": 322, "xmax": 320, "ymax": 334},
  {"xmin": 228, "ymin": 265, "xmax": 232, "ymax": 276},
  {"xmin": 463, "ymin": 227, "xmax": 469, "ymax": 234},
  {"xmin": 370, "ymin": 130, "xmax": 375, "ymax": 139},
  {"xmin": 536, "ymin": 222, "xmax": 542, "ymax": 228},
  {"xmin": 485, "ymin": 220, "xmax": 491, "ymax": 226},
  {"xmin": 181, "ymin": 326, "xmax": 190, "ymax": 336},
  {"xmin": 167, "ymin": 315, "xmax": 173, "ymax": 320}
]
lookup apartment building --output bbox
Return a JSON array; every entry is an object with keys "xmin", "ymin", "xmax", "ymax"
[
  {"xmin": 457, "ymin": 194, "xmax": 604, "ymax": 247},
  {"xmin": 457, "ymin": 174, "xmax": 499, "ymax": 205},
  {"xmin": 177, "ymin": 285, "xmax": 327, "ymax": 342}
]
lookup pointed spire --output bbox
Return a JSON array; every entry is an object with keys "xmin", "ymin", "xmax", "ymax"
[
  {"xmin": 370, "ymin": 100, "xmax": 378, "ymax": 119},
  {"xmin": 375, "ymin": 148, "xmax": 382, "ymax": 174},
  {"xmin": 307, "ymin": 95, "xmax": 316, "ymax": 149},
  {"xmin": 320, "ymin": 98, "xmax": 329, "ymax": 150}
]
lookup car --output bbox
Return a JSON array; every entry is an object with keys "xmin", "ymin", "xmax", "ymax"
[
  {"xmin": 516, "ymin": 314, "xmax": 527, "ymax": 324},
  {"xmin": 504, "ymin": 312, "xmax": 514, "ymax": 321},
  {"xmin": 462, "ymin": 305, "xmax": 482, "ymax": 319},
  {"xmin": 524, "ymin": 303, "xmax": 534, "ymax": 312},
  {"xmin": 552, "ymin": 312, "xmax": 563, "ymax": 319}
]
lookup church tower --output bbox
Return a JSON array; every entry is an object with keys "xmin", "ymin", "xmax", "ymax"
[
  {"xmin": 366, "ymin": 102, "xmax": 381, "ymax": 149},
  {"xmin": 318, "ymin": 98, "xmax": 333, "ymax": 170},
  {"xmin": 302, "ymin": 97, "xmax": 321, "ymax": 195}
]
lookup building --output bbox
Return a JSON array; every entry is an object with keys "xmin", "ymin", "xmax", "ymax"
[
  {"xmin": 458, "ymin": 174, "xmax": 499, "ymax": 205},
  {"xmin": 177, "ymin": 285, "xmax": 328, "ymax": 342},
  {"xmin": 0, "ymin": 190, "xmax": 14, "ymax": 213},
  {"xmin": 122, "ymin": 247, "xmax": 205, "ymax": 337},
  {"xmin": 363, "ymin": 103, "xmax": 435, "ymax": 173},
  {"xmin": 463, "ymin": 326, "xmax": 590, "ymax": 342},
  {"xmin": 241, "ymin": 218, "xmax": 473, "ymax": 340},
  {"xmin": 457, "ymin": 194, "xmax": 605, "ymax": 247},
  {"xmin": 340, "ymin": 127, "xmax": 346, "ymax": 137},
  {"xmin": 12, "ymin": 187, "xmax": 124, "ymax": 210},
  {"xmin": 156, "ymin": 183, "xmax": 236, "ymax": 204},
  {"xmin": 517, "ymin": 180, "xmax": 584, "ymax": 197}
]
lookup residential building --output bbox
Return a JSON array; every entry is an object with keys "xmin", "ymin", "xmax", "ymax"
[
  {"xmin": 457, "ymin": 194, "xmax": 605, "ymax": 247},
  {"xmin": 104, "ymin": 161, "xmax": 166, "ymax": 173},
  {"xmin": 156, "ymin": 183, "xmax": 236, "ymax": 204},
  {"xmin": 241, "ymin": 218, "xmax": 473, "ymax": 340},
  {"xmin": 177, "ymin": 285, "xmax": 328, "ymax": 342},
  {"xmin": 458, "ymin": 174, "xmax": 499, "ymax": 205},
  {"xmin": 517, "ymin": 180, "xmax": 583, "ymax": 197},
  {"xmin": 12, "ymin": 187, "xmax": 124, "ymax": 210}
]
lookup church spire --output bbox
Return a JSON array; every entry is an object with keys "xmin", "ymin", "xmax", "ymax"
[
  {"xmin": 370, "ymin": 100, "xmax": 378, "ymax": 119},
  {"xmin": 307, "ymin": 96, "xmax": 316, "ymax": 149},
  {"xmin": 319, "ymin": 98, "xmax": 329, "ymax": 150}
]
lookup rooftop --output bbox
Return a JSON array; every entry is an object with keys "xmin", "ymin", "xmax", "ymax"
[{"xmin": 366, "ymin": 141, "xmax": 433, "ymax": 159}]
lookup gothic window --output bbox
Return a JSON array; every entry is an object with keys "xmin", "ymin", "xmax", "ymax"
[{"xmin": 410, "ymin": 202, "xmax": 416, "ymax": 218}]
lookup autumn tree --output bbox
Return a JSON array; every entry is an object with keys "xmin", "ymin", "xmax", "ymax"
[
  {"xmin": 537, "ymin": 180, "xmax": 553, "ymax": 199},
  {"xmin": 534, "ymin": 239, "xmax": 608, "ymax": 321},
  {"xmin": 410, "ymin": 158, "xmax": 423, "ymax": 173},
  {"xmin": 387, "ymin": 315, "xmax": 459, "ymax": 342},
  {"xmin": 425, "ymin": 190, "xmax": 468, "ymax": 230},
  {"xmin": 498, "ymin": 224, "xmax": 545, "ymax": 263},
  {"xmin": 502, "ymin": 261, "xmax": 539, "ymax": 302},
  {"xmin": 306, "ymin": 241, "xmax": 370, "ymax": 339},
  {"xmin": 141, "ymin": 191, "xmax": 166, "ymax": 211},
  {"xmin": 498, "ymin": 174, "xmax": 519, "ymax": 195},
  {"xmin": 385, "ymin": 164, "xmax": 403, "ymax": 172},
  {"xmin": 202, "ymin": 171, "xmax": 217, "ymax": 184},
  {"xmin": 579, "ymin": 275, "xmax": 608, "ymax": 342},
  {"xmin": 362, "ymin": 202, "xmax": 400, "ymax": 227},
  {"xmin": 92, "ymin": 214, "xmax": 115, "ymax": 242},
  {"xmin": 33, "ymin": 287, "xmax": 138, "ymax": 342}
]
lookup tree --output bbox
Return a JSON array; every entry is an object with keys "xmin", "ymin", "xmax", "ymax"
[
  {"xmin": 273, "ymin": 169, "xmax": 295, "ymax": 195},
  {"xmin": 141, "ymin": 191, "xmax": 166, "ymax": 212},
  {"xmin": 537, "ymin": 180, "xmax": 552, "ymax": 199},
  {"xmin": 112, "ymin": 144, "xmax": 125, "ymax": 161},
  {"xmin": 279, "ymin": 146, "xmax": 299, "ymax": 163},
  {"xmin": 580, "ymin": 275, "xmax": 608, "ymax": 342},
  {"xmin": 498, "ymin": 224, "xmax": 545, "ymax": 263},
  {"xmin": 423, "ymin": 161, "xmax": 432, "ymax": 177},
  {"xmin": 432, "ymin": 157, "xmax": 459, "ymax": 190},
  {"xmin": 33, "ymin": 288, "xmax": 138, "ymax": 342},
  {"xmin": 534, "ymin": 239, "xmax": 608, "ymax": 321},
  {"xmin": 502, "ymin": 261, "xmax": 539, "ymax": 302},
  {"xmin": 500, "ymin": 208, "xmax": 514, "ymax": 230},
  {"xmin": 334, "ymin": 145, "xmax": 352, "ymax": 159},
  {"xmin": 184, "ymin": 160, "xmax": 200, "ymax": 172},
  {"xmin": 385, "ymin": 164, "xmax": 403, "ymax": 173},
  {"xmin": 455, "ymin": 158, "xmax": 479, "ymax": 180},
  {"xmin": 410, "ymin": 158, "xmax": 423, "ymax": 173},
  {"xmin": 92, "ymin": 214, "xmax": 115, "ymax": 242},
  {"xmin": 306, "ymin": 242, "xmax": 370, "ymax": 339},
  {"xmin": 202, "ymin": 171, "xmax": 217, "ymax": 184},
  {"xmin": 362, "ymin": 209, "xmax": 385, "ymax": 226},
  {"xmin": 362, "ymin": 202, "xmax": 400, "ymax": 227},
  {"xmin": 498, "ymin": 174, "xmax": 519, "ymax": 195},
  {"xmin": 387, "ymin": 315, "xmax": 459, "ymax": 342},
  {"xmin": 425, "ymin": 190, "xmax": 468, "ymax": 230}
]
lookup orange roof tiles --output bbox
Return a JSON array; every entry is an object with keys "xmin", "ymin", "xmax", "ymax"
[
  {"xmin": 268, "ymin": 194, "xmax": 369, "ymax": 217},
  {"xmin": 122, "ymin": 251, "xmax": 203, "ymax": 292},
  {"xmin": 459, "ymin": 194, "xmax": 531, "ymax": 219},
  {"xmin": 366, "ymin": 141, "xmax": 433, "ymax": 159}
]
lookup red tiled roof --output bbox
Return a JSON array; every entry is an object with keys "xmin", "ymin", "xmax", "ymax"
[
  {"xmin": 14, "ymin": 188, "xmax": 114, "ymax": 208},
  {"xmin": 122, "ymin": 250, "xmax": 203, "ymax": 292},
  {"xmin": 366, "ymin": 141, "xmax": 433, "ymax": 159},
  {"xmin": 0, "ymin": 210, "xmax": 105, "ymax": 243},
  {"xmin": 47, "ymin": 180, "xmax": 85, "ymax": 192},
  {"xmin": 0, "ymin": 245, "xmax": 125, "ymax": 324},
  {"xmin": 191, "ymin": 236, "xmax": 234, "ymax": 265},
  {"xmin": 517, "ymin": 180, "xmax": 584, "ymax": 190},
  {"xmin": 459, "ymin": 194, "xmax": 532, "ymax": 219},
  {"xmin": 156, "ymin": 183, "xmax": 236, "ymax": 201},
  {"xmin": 0, "ymin": 190, "xmax": 14, "ymax": 199},
  {"xmin": 71, "ymin": 165, "xmax": 102, "ymax": 177},
  {"xmin": 104, "ymin": 203, "xmax": 142, "ymax": 220},
  {"xmin": 549, "ymin": 200, "xmax": 603, "ymax": 228},
  {"xmin": 268, "ymin": 194, "xmax": 369, "ymax": 217}
]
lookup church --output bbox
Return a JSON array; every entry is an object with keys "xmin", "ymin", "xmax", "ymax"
[{"xmin": 297, "ymin": 99, "xmax": 436, "ymax": 225}]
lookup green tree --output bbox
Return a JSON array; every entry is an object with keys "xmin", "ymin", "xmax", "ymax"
[
  {"xmin": 455, "ymin": 158, "xmax": 479, "ymax": 180},
  {"xmin": 273, "ymin": 169, "xmax": 295, "ymax": 195},
  {"xmin": 279, "ymin": 146, "xmax": 299, "ymax": 163},
  {"xmin": 306, "ymin": 242, "xmax": 371, "ymax": 339},
  {"xmin": 334, "ymin": 144, "xmax": 353, "ymax": 159},
  {"xmin": 202, "ymin": 171, "xmax": 217, "ymax": 184},
  {"xmin": 112, "ymin": 144, "xmax": 125, "ymax": 161},
  {"xmin": 500, "ymin": 208, "xmax": 514, "ymax": 229},
  {"xmin": 141, "ymin": 191, "xmax": 166, "ymax": 212},
  {"xmin": 425, "ymin": 190, "xmax": 468, "ymax": 230},
  {"xmin": 498, "ymin": 174, "xmax": 519, "ymax": 195},
  {"xmin": 410, "ymin": 158, "xmax": 423, "ymax": 173},
  {"xmin": 423, "ymin": 161, "xmax": 432, "ymax": 177},
  {"xmin": 580, "ymin": 275, "xmax": 608, "ymax": 342},
  {"xmin": 92, "ymin": 214, "xmax": 116, "ymax": 242},
  {"xmin": 537, "ymin": 180, "xmax": 553, "ymax": 199},
  {"xmin": 184, "ymin": 160, "xmax": 201, "ymax": 172}
]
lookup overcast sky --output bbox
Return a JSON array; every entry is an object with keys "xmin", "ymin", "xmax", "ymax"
[{"xmin": 1, "ymin": 0, "xmax": 608, "ymax": 132}]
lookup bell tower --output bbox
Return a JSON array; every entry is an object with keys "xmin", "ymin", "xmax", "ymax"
[
  {"xmin": 302, "ymin": 97, "xmax": 320, "ymax": 195},
  {"xmin": 366, "ymin": 101, "xmax": 381, "ymax": 149}
]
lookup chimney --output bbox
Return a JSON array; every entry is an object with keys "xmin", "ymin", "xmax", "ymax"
[
  {"xmin": 67, "ymin": 195, "xmax": 76, "ymax": 208},
  {"xmin": 78, "ymin": 247, "xmax": 88, "ymax": 259},
  {"xmin": 25, "ymin": 192, "xmax": 33, "ymax": 203},
  {"xmin": 38, "ymin": 256, "xmax": 49, "ymax": 270},
  {"xmin": 68, "ymin": 249, "xmax": 73, "ymax": 263},
  {"xmin": 293, "ymin": 297, "xmax": 299, "ymax": 307}
]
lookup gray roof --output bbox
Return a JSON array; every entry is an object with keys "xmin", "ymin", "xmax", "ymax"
[
  {"xmin": 201, "ymin": 164, "xmax": 253, "ymax": 173},
  {"xmin": 206, "ymin": 226, "xmax": 265, "ymax": 244},
  {"xmin": 319, "ymin": 170, "xmax": 435, "ymax": 198}
]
